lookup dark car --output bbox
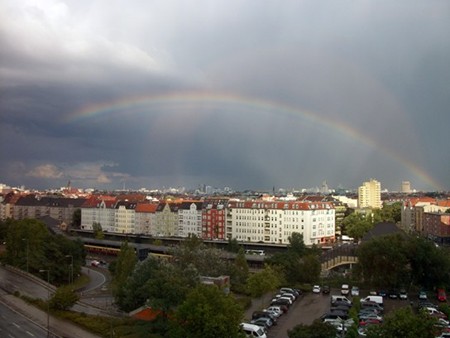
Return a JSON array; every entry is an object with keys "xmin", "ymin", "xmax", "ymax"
[
  {"xmin": 252, "ymin": 311, "xmax": 277, "ymax": 325},
  {"xmin": 378, "ymin": 290, "xmax": 387, "ymax": 297},
  {"xmin": 322, "ymin": 285, "xmax": 330, "ymax": 294},
  {"xmin": 388, "ymin": 290, "xmax": 398, "ymax": 299},
  {"xmin": 271, "ymin": 298, "xmax": 291, "ymax": 308}
]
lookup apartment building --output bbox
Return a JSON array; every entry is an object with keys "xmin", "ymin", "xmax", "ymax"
[
  {"xmin": 202, "ymin": 199, "xmax": 227, "ymax": 240},
  {"xmin": 226, "ymin": 200, "xmax": 335, "ymax": 246},
  {"xmin": 178, "ymin": 201, "xmax": 203, "ymax": 237},
  {"xmin": 358, "ymin": 179, "xmax": 381, "ymax": 209},
  {"xmin": 423, "ymin": 212, "xmax": 450, "ymax": 244},
  {"xmin": 135, "ymin": 203, "xmax": 158, "ymax": 235},
  {"xmin": 80, "ymin": 196, "xmax": 117, "ymax": 232},
  {"xmin": 13, "ymin": 194, "xmax": 86, "ymax": 225}
]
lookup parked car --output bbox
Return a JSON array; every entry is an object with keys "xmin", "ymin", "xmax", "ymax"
[
  {"xmin": 388, "ymin": 290, "xmax": 399, "ymax": 299},
  {"xmin": 341, "ymin": 284, "xmax": 350, "ymax": 296},
  {"xmin": 399, "ymin": 288, "xmax": 408, "ymax": 300},
  {"xmin": 251, "ymin": 317, "xmax": 273, "ymax": 330},
  {"xmin": 322, "ymin": 285, "xmax": 330, "ymax": 294},
  {"xmin": 359, "ymin": 313, "xmax": 383, "ymax": 322},
  {"xmin": 423, "ymin": 306, "xmax": 447, "ymax": 319},
  {"xmin": 312, "ymin": 285, "xmax": 321, "ymax": 294},
  {"xmin": 419, "ymin": 290, "xmax": 428, "ymax": 300},
  {"xmin": 378, "ymin": 290, "xmax": 387, "ymax": 297},
  {"xmin": 265, "ymin": 306, "xmax": 282, "ymax": 317},
  {"xmin": 438, "ymin": 288, "xmax": 447, "ymax": 302},
  {"xmin": 351, "ymin": 286, "xmax": 360, "ymax": 297}
]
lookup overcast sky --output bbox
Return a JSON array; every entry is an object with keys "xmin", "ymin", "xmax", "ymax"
[{"xmin": 1, "ymin": 0, "xmax": 449, "ymax": 192}]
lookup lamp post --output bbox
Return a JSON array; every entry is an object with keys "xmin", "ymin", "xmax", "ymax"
[
  {"xmin": 39, "ymin": 269, "xmax": 50, "ymax": 337},
  {"xmin": 65, "ymin": 255, "xmax": 73, "ymax": 284},
  {"xmin": 22, "ymin": 238, "xmax": 29, "ymax": 273}
]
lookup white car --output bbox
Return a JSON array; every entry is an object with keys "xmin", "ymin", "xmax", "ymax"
[
  {"xmin": 312, "ymin": 285, "xmax": 321, "ymax": 293},
  {"xmin": 341, "ymin": 284, "xmax": 350, "ymax": 295},
  {"xmin": 351, "ymin": 286, "xmax": 360, "ymax": 297}
]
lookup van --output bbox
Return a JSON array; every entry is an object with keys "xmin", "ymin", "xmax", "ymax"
[
  {"xmin": 361, "ymin": 296, "xmax": 384, "ymax": 306},
  {"xmin": 331, "ymin": 295, "xmax": 352, "ymax": 306},
  {"xmin": 241, "ymin": 323, "xmax": 267, "ymax": 338}
]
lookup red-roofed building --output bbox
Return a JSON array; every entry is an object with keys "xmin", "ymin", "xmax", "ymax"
[
  {"xmin": 80, "ymin": 195, "xmax": 117, "ymax": 231},
  {"xmin": 135, "ymin": 203, "xmax": 158, "ymax": 235},
  {"xmin": 202, "ymin": 199, "xmax": 227, "ymax": 240},
  {"xmin": 401, "ymin": 197, "xmax": 449, "ymax": 233},
  {"xmin": 226, "ymin": 200, "xmax": 335, "ymax": 245}
]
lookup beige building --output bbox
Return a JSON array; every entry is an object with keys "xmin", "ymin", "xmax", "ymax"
[{"xmin": 358, "ymin": 179, "xmax": 381, "ymax": 209}]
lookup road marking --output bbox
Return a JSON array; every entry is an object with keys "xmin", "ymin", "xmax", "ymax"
[
  {"xmin": 13, "ymin": 322, "xmax": 20, "ymax": 328},
  {"xmin": 26, "ymin": 331, "xmax": 35, "ymax": 336}
]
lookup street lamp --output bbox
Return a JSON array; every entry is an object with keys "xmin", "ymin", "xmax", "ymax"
[
  {"xmin": 22, "ymin": 238, "xmax": 29, "ymax": 273},
  {"xmin": 65, "ymin": 255, "xmax": 73, "ymax": 284},
  {"xmin": 39, "ymin": 269, "xmax": 50, "ymax": 337}
]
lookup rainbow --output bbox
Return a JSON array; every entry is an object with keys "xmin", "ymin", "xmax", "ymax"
[{"xmin": 65, "ymin": 90, "xmax": 441, "ymax": 190}]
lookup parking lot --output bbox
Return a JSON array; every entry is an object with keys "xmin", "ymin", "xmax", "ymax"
[{"xmin": 245, "ymin": 288, "xmax": 436, "ymax": 338}]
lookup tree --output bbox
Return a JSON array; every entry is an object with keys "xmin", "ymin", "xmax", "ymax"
[
  {"xmin": 357, "ymin": 234, "xmax": 410, "ymax": 288},
  {"xmin": 72, "ymin": 209, "xmax": 81, "ymax": 228},
  {"xmin": 247, "ymin": 265, "xmax": 280, "ymax": 298},
  {"xmin": 92, "ymin": 222, "xmax": 104, "ymax": 239},
  {"xmin": 112, "ymin": 241, "xmax": 137, "ymax": 305},
  {"xmin": 342, "ymin": 213, "xmax": 372, "ymax": 240},
  {"xmin": 230, "ymin": 247, "xmax": 249, "ymax": 291},
  {"xmin": 49, "ymin": 286, "xmax": 79, "ymax": 311},
  {"xmin": 288, "ymin": 320, "xmax": 336, "ymax": 338},
  {"xmin": 366, "ymin": 307, "xmax": 436, "ymax": 338},
  {"xmin": 170, "ymin": 284, "xmax": 245, "ymax": 338},
  {"xmin": 287, "ymin": 232, "xmax": 307, "ymax": 256},
  {"xmin": 226, "ymin": 237, "xmax": 241, "ymax": 253}
]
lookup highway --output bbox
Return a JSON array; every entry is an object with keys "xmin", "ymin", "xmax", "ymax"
[{"xmin": 0, "ymin": 293, "xmax": 48, "ymax": 338}]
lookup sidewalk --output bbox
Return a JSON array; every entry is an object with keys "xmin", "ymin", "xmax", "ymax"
[{"xmin": 0, "ymin": 293, "xmax": 101, "ymax": 338}]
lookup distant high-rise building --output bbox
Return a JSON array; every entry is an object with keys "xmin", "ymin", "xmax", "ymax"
[
  {"xmin": 358, "ymin": 179, "xmax": 381, "ymax": 209},
  {"xmin": 401, "ymin": 181, "xmax": 412, "ymax": 193}
]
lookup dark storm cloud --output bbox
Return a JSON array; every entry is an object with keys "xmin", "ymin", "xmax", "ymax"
[{"xmin": 0, "ymin": 0, "xmax": 449, "ymax": 191}]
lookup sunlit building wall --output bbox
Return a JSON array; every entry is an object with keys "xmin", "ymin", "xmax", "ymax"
[
  {"xmin": 178, "ymin": 201, "xmax": 203, "ymax": 237},
  {"xmin": 358, "ymin": 179, "xmax": 381, "ymax": 209}
]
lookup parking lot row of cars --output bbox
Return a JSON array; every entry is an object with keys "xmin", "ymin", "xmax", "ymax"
[{"xmin": 241, "ymin": 287, "xmax": 302, "ymax": 337}]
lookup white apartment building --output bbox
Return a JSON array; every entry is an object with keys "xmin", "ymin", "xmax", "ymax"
[
  {"xmin": 358, "ymin": 179, "xmax": 381, "ymax": 209},
  {"xmin": 114, "ymin": 201, "xmax": 137, "ymax": 234},
  {"xmin": 81, "ymin": 197, "xmax": 116, "ymax": 232},
  {"xmin": 154, "ymin": 202, "xmax": 179, "ymax": 237},
  {"xmin": 227, "ymin": 200, "xmax": 335, "ymax": 246},
  {"xmin": 178, "ymin": 202, "xmax": 203, "ymax": 237}
]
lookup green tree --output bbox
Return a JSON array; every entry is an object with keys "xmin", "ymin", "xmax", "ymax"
[
  {"xmin": 342, "ymin": 213, "xmax": 372, "ymax": 240},
  {"xmin": 112, "ymin": 241, "xmax": 137, "ymax": 305},
  {"xmin": 288, "ymin": 319, "xmax": 336, "ymax": 338},
  {"xmin": 72, "ymin": 209, "xmax": 81, "ymax": 228},
  {"xmin": 357, "ymin": 234, "xmax": 410, "ymax": 288},
  {"xmin": 230, "ymin": 247, "xmax": 250, "ymax": 291},
  {"xmin": 287, "ymin": 232, "xmax": 307, "ymax": 256},
  {"xmin": 247, "ymin": 265, "xmax": 280, "ymax": 298},
  {"xmin": 170, "ymin": 284, "xmax": 245, "ymax": 338},
  {"xmin": 92, "ymin": 222, "xmax": 104, "ymax": 239},
  {"xmin": 226, "ymin": 237, "xmax": 241, "ymax": 253},
  {"xmin": 407, "ymin": 236, "xmax": 450, "ymax": 289},
  {"xmin": 366, "ymin": 307, "xmax": 436, "ymax": 338},
  {"xmin": 49, "ymin": 286, "xmax": 79, "ymax": 311}
]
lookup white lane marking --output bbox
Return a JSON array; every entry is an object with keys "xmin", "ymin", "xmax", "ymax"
[
  {"xmin": 26, "ymin": 331, "xmax": 35, "ymax": 336},
  {"xmin": 13, "ymin": 322, "xmax": 20, "ymax": 328}
]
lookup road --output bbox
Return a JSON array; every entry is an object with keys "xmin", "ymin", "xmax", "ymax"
[{"xmin": 0, "ymin": 295, "xmax": 48, "ymax": 338}]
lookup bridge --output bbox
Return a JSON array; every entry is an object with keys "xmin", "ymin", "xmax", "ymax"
[{"xmin": 320, "ymin": 243, "xmax": 358, "ymax": 271}]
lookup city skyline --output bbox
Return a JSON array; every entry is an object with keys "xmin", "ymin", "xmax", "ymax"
[{"xmin": 1, "ymin": 1, "xmax": 449, "ymax": 192}]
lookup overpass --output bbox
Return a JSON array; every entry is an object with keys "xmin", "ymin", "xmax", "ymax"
[{"xmin": 320, "ymin": 243, "xmax": 358, "ymax": 271}]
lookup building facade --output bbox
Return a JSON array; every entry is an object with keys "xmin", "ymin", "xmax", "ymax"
[
  {"xmin": 358, "ymin": 179, "xmax": 381, "ymax": 209},
  {"xmin": 226, "ymin": 200, "xmax": 335, "ymax": 246}
]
